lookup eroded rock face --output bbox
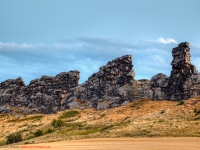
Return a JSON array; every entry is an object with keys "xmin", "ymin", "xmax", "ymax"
[
  {"xmin": 166, "ymin": 42, "xmax": 198, "ymax": 100},
  {"xmin": 150, "ymin": 73, "xmax": 169, "ymax": 100},
  {"xmin": 64, "ymin": 55, "xmax": 135, "ymax": 110},
  {"xmin": 147, "ymin": 42, "xmax": 199, "ymax": 101},
  {"xmin": 0, "ymin": 71, "xmax": 80, "ymax": 114},
  {"xmin": 0, "ymin": 77, "xmax": 25, "ymax": 113},
  {"xmin": 127, "ymin": 42, "xmax": 200, "ymax": 101},
  {"xmin": 133, "ymin": 79, "xmax": 153, "ymax": 100},
  {"xmin": 0, "ymin": 55, "xmax": 135, "ymax": 114},
  {"xmin": 1, "ymin": 42, "xmax": 200, "ymax": 115}
]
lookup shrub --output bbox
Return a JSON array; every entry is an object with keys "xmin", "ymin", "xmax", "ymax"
[
  {"xmin": 160, "ymin": 110, "xmax": 165, "ymax": 114},
  {"xmin": 6, "ymin": 132, "xmax": 23, "ymax": 144},
  {"xmin": 177, "ymin": 100, "xmax": 184, "ymax": 105},
  {"xmin": 34, "ymin": 129, "xmax": 43, "ymax": 137},
  {"xmin": 45, "ymin": 128, "xmax": 55, "ymax": 134},
  {"xmin": 51, "ymin": 119, "xmax": 64, "ymax": 130}
]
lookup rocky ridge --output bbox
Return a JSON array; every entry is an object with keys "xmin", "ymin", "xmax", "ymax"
[
  {"xmin": 0, "ymin": 42, "xmax": 200, "ymax": 114},
  {"xmin": 0, "ymin": 55, "xmax": 135, "ymax": 114},
  {"xmin": 65, "ymin": 55, "xmax": 135, "ymax": 110},
  {"xmin": 0, "ymin": 71, "xmax": 80, "ymax": 114}
]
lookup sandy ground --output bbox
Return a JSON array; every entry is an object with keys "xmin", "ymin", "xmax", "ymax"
[{"xmin": 1, "ymin": 138, "xmax": 200, "ymax": 150}]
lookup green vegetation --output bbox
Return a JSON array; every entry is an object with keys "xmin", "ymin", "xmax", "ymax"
[
  {"xmin": 51, "ymin": 119, "xmax": 65, "ymax": 130},
  {"xmin": 59, "ymin": 110, "xmax": 79, "ymax": 119},
  {"xmin": 6, "ymin": 132, "xmax": 23, "ymax": 144},
  {"xmin": 100, "ymin": 125, "xmax": 113, "ymax": 132},
  {"xmin": 177, "ymin": 100, "xmax": 185, "ymax": 105},
  {"xmin": 160, "ymin": 110, "xmax": 165, "ymax": 114},
  {"xmin": 7, "ymin": 115, "xmax": 43, "ymax": 123},
  {"xmin": 34, "ymin": 129, "xmax": 43, "ymax": 137},
  {"xmin": 45, "ymin": 128, "xmax": 55, "ymax": 134}
]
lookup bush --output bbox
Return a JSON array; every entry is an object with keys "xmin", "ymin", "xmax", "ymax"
[
  {"xmin": 6, "ymin": 132, "xmax": 23, "ymax": 144},
  {"xmin": 160, "ymin": 110, "xmax": 165, "ymax": 114},
  {"xmin": 45, "ymin": 128, "xmax": 55, "ymax": 134},
  {"xmin": 51, "ymin": 119, "xmax": 64, "ymax": 130},
  {"xmin": 34, "ymin": 129, "xmax": 43, "ymax": 137},
  {"xmin": 177, "ymin": 100, "xmax": 184, "ymax": 105}
]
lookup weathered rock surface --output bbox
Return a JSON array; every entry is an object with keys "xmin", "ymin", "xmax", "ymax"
[
  {"xmin": 0, "ymin": 71, "xmax": 80, "ymax": 114},
  {"xmin": 0, "ymin": 55, "xmax": 135, "ymax": 114},
  {"xmin": 148, "ymin": 42, "xmax": 199, "ymax": 100},
  {"xmin": 150, "ymin": 73, "xmax": 169, "ymax": 100},
  {"xmin": 166, "ymin": 42, "xmax": 198, "ymax": 100},
  {"xmin": 1, "ymin": 42, "xmax": 200, "ymax": 114},
  {"xmin": 63, "ymin": 55, "xmax": 135, "ymax": 110}
]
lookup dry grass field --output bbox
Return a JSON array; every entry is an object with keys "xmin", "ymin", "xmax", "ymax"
[{"xmin": 0, "ymin": 97, "xmax": 200, "ymax": 147}]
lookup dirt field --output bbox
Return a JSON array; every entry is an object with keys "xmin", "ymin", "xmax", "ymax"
[{"xmin": 1, "ymin": 138, "xmax": 200, "ymax": 150}]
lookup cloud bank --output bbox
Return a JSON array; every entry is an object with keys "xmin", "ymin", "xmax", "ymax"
[{"xmin": 0, "ymin": 37, "xmax": 199, "ymax": 85}]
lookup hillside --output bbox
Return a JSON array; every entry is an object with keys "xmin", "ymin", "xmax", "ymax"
[{"xmin": 1, "ymin": 97, "xmax": 200, "ymax": 145}]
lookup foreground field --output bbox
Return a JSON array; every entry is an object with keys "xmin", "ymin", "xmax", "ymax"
[{"xmin": 1, "ymin": 138, "xmax": 200, "ymax": 150}]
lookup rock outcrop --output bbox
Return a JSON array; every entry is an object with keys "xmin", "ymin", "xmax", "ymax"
[
  {"xmin": 149, "ymin": 42, "xmax": 199, "ymax": 100},
  {"xmin": 63, "ymin": 55, "xmax": 135, "ymax": 110},
  {"xmin": 150, "ymin": 73, "xmax": 169, "ymax": 100},
  {"xmin": 1, "ymin": 42, "xmax": 200, "ymax": 115},
  {"xmin": 166, "ymin": 42, "xmax": 198, "ymax": 100},
  {"xmin": 0, "ymin": 71, "xmax": 80, "ymax": 114},
  {"xmin": 0, "ymin": 77, "xmax": 25, "ymax": 113},
  {"xmin": 0, "ymin": 55, "xmax": 135, "ymax": 114}
]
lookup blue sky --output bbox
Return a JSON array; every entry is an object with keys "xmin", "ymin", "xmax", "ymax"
[{"xmin": 0, "ymin": 0, "xmax": 200, "ymax": 84}]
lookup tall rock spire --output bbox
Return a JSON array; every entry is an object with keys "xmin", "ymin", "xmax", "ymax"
[{"xmin": 166, "ymin": 42, "xmax": 198, "ymax": 100}]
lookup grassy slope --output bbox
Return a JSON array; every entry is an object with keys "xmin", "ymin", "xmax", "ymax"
[{"xmin": 0, "ymin": 97, "xmax": 200, "ymax": 145}]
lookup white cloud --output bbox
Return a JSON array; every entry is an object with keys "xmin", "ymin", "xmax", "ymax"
[
  {"xmin": 0, "ymin": 42, "xmax": 33, "ymax": 49},
  {"xmin": 157, "ymin": 37, "xmax": 177, "ymax": 44}
]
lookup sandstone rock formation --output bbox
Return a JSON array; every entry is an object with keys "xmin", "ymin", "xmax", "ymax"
[
  {"xmin": 0, "ymin": 71, "xmax": 80, "ymax": 114},
  {"xmin": 149, "ymin": 42, "xmax": 199, "ymax": 100},
  {"xmin": 166, "ymin": 42, "xmax": 198, "ymax": 100},
  {"xmin": 0, "ymin": 42, "xmax": 200, "ymax": 114},
  {"xmin": 150, "ymin": 73, "xmax": 169, "ymax": 100},
  {"xmin": 0, "ymin": 55, "xmax": 135, "ymax": 114},
  {"xmin": 63, "ymin": 55, "xmax": 135, "ymax": 110}
]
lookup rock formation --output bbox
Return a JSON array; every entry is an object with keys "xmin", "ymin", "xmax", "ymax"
[
  {"xmin": 63, "ymin": 55, "xmax": 135, "ymax": 110},
  {"xmin": 0, "ymin": 71, "xmax": 80, "ymax": 114},
  {"xmin": 149, "ymin": 42, "xmax": 199, "ymax": 100},
  {"xmin": 166, "ymin": 42, "xmax": 198, "ymax": 100},
  {"xmin": 150, "ymin": 73, "xmax": 169, "ymax": 100},
  {"xmin": 1, "ymin": 42, "xmax": 200, "ymax": 114},
  {"xmin": 0, "ymin": 55, "xmax": 135, "ymax": 114}
]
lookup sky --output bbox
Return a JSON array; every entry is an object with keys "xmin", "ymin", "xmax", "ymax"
[{"xmin": 0, "ymin": 0, "xmax": 200, "ymax": 85}]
